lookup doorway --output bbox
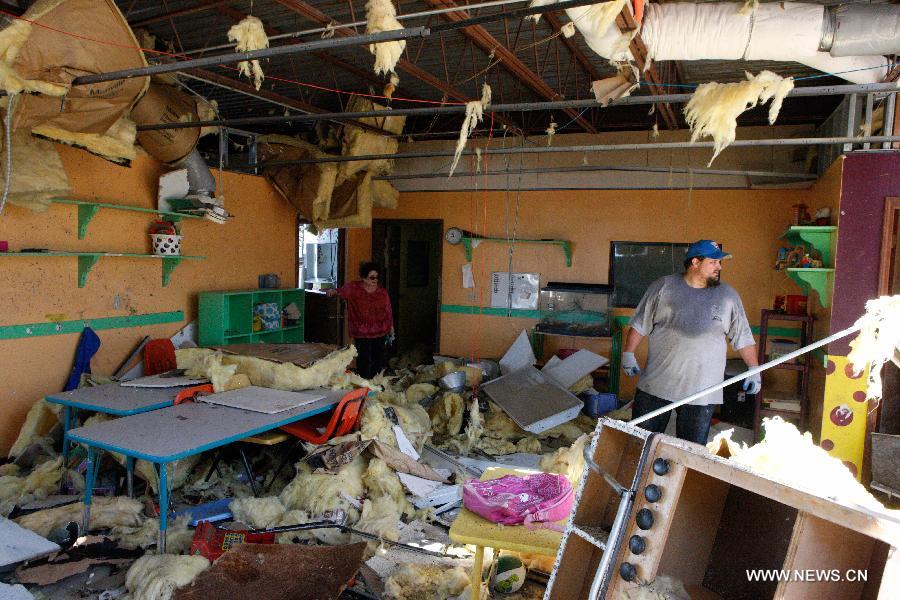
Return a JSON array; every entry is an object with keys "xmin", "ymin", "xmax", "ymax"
[{"xmin": 372, "ymin": 219, "xmax": 443, "ymax": 359}]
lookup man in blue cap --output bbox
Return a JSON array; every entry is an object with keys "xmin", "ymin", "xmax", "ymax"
[{"xmin": 621, "ymin": 240, "xmax": 760, "ymax": 444}]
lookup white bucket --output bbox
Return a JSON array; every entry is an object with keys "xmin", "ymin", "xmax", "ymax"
[{"xmin": 150, "ymin": 233, "xmax": 182, "ymax": 256}]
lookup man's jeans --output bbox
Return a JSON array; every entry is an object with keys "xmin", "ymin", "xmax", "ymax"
[{"xmin": 631, "ymin": 389, "xmax": 715, "ymax": 445}]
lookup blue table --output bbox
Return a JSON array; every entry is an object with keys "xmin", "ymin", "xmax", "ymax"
[
  {"xmin": 46, "ymin": 385, "xmax": 182, "ymax": 495},
  {"xmin": 66, "ymin": 388, "xmax": 344, "ymax": 551}
]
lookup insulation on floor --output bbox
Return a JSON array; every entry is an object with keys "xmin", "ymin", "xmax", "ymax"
[
  {"xmin": 15, "ymin": 495, "xmax": 144, "ymax": 537},
  {"xmin": 0, "ymin": 130, "xmax": 71, "ymax": 211},
  {"xmin": 279, "ymin": 454, "xmax": 367, "ymax": 522},
  {"xmin": 8, "ymin": 399, "xmax": 61, "ymax": 459},
  {"xmin": 355, "ymin": 495, "xmax": 403, "ymax": 544},
  {"xmin": 621, "ymin": 575, "xmax": 691, "ymax": 600},
  {"xmin": 539, "ymin": 433, "xmax": 590, "ymax": 485},
  {"xmin": 383, "ymin": 564, "xmax": 470, "ymax": 600},
  {"xmin": 360, "ymin": 398, "xmax": 432, "ymax": 451},
  {"xmin": 429, "ymin": 393, "xmax": 465, "ymax": 437},
  {"xmin": 0, "ymin": 457, "xmax": 62, "ymax": 516},
  {"xmin": 125, "ymin": 554, "xmax": 210, "ymax": 600},
  {"xmin": 229, "ymin": 496, "xmax": 288, "ymax": 529},
  {"xmin": 111, "ymin": 515, "xmax": 193, "ymax": 555}
]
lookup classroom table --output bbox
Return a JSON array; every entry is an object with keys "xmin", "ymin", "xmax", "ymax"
[
  {"xmin": 449, "ymin": 467, "xmax": 564, "ymax": 597},
  {"xmin": 46, "ymin": 385, "xmax": 182, "ymax": 495},
  {"xmin": 65, "ymin": 388, "xmax": 345, "ymax": 552}
]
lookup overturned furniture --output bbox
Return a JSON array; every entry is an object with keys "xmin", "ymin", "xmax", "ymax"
[{"xmin": 546, "ymin": 419, "xmax": 900, "ymax": 599}]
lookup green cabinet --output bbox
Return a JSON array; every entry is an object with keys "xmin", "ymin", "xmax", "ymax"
[{"xmin": 198, "ymin": 289, "xmax": 304, "ymax": 346}]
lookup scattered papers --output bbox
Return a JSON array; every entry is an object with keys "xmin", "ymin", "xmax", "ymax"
[
  {"xmin": 499, "ymin": 330, "xmax": 536, "ymax": 375},
  {"xmin": 541, "ymin": 349, "xmax": 608, "ymax": 389},
  {"xmin": 197, "ymin": 386, "xmax": 325, "ymax": 414}
]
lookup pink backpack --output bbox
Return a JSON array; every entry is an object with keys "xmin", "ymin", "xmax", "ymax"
[{"xmin": 463, "ymin": 473, "xmax": 574, "ymax": 531}]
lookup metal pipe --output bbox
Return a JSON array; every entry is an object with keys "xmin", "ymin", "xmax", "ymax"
[
  {"xmin": 883, "ymin": 93, "xmax": 897, "ymax": 150},
  {"xmin": 823, "ymin": 4, "xmax": 900, "ymax": 57},
  {"xmin": 260, "ymin": 136, "xmax": 900, "ymax": 167},
  {"xmin": 74, "ymin": 0, "xmax": 604, "ymax": 86},
  {"xmin": 184, "ymin": 0, "xmax": 534, "ymax": 55},
  {"xmin": 71, "ymin": 27, "xmax": 430, "ymax": 85},
  {"xmin": 628, "ymin": 323, "xmax": 863, "ymax": 427},
  {"xmin": 136, "ymin": 82, "xmax": 900, "ymax": 132},
  {"xmin": 378, "ymin": 165, "xmax": 818, "ymax": 181}
]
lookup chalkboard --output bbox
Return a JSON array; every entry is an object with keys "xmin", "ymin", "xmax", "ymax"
[{"xmin": 609, "ymin": 241, "xmax": 691, "ymax": 308}]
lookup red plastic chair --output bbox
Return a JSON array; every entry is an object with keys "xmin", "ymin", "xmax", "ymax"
[
  {"xmin": 174, "ymin": 384, "xmax": 215, "ymax": 405},
  {"xmin": 144, "ymin": 339, "xmax": 177, "ymax": 376},
  {"xmin": 280, "ymin": 387, "xmax": 369, "ymax": 445}
]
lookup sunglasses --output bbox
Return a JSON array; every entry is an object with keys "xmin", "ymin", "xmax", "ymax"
[{"xmin": 366, "ymin": 275, "xmax": 379, "ymax": 280}]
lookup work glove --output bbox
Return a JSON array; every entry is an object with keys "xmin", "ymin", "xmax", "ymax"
[
  {"xmin": 385, "ymin": 332, "xmax": 396, "ymax": 347},
  {"xmin": 622, "ymin": 352, "xmax": 641, "ymax": 377},
  {"xmin": 742, "ymin": 372, "xmax": 762, "ymax": 395}
]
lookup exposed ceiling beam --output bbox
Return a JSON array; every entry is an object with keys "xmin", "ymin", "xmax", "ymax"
[
  {"xmin": 421, "ymin": 0, "xmax": 597, "ymax": 133},
  {"xmin": 615, "ymin": 8, "xmax": 679, "ymax": 130},
  {"xmin": 543, "ymin": 12, "xmax": 603, "ymax": 82},
  {"xmin": 129, "ymin": 0, "xmax": 232, "ymax": 29},
  {"xmin": 271, "ymin": 0, "xmax": 522, "ymax": 133}
]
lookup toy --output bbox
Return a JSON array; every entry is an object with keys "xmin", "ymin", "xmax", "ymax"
[
  {"xmin": 493, "ymin": 555, "xmax": 527, "ymax": 594},
  {"xmin": 814, "ymin": 207, "xmax": 831, "ymax": 226},
  {"xmin": 774, "ymin": 246, "xmax": 792, "ymax": 271}
]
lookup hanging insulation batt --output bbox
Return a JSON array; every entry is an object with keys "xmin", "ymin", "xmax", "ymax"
[
  {"xmin": 324, "ymin": 171, "xmax": 374, "ymax": 229},
  {"xmin": 847, "ymin": 295, "xmax": 900, "ymax": 401},
  {"xmin": 1, "ymin": 0, "xmax": 149, "ymax": 164},
  {"xmin": 125, "ymin": 554, "xmax": 210, "ymax": 600},
  {"xmin": 256, "ymin": 134, "xmax": 337, "ymax": 225},
  {"xmin": 684, "ymin": 70, "xmax": 794, "ymax": 165},
  {"xmin": 338, "ymin": 95, "xmax": 405, "ymax": 180},
  {"xmin": 130, "ymin": 81, "xmax": 201, "ymax": 164},
  {"xmin": 371, "ymin": 178, "xmax": 400, "ymax": 209},
  {"xmin": 0, "ymin": 129, "xmax": 71, "ymax": 211},
  {"xmin": 227, "ymin": 16, "xmax": 269, "ymax": 90},
  {"xmin": 366, "ymin": 0, "xmax": 406, "ymax": 75},
  {"xmin": 449, "ymin": 83, "xmax": 491, "ymax": 177}
]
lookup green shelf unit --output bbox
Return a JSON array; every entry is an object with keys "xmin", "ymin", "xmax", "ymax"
[
  {"xmin": 50, "ymin": 198, "xmax": 203, "ymax": 239},
  {"xmin": 199, "ymin": 289, "xmax": 305, "ymax": 346},
  {"xmin": 779, "ymin": 225, "xmax": 837, "ymax": 266},
  {"xmin": 1, "ymin": 252, "xmax": 204, "ymax": 287},
  {"xmin": 461, "ymin": 236, "xmax": 572, "ymax": 267},
  {"xmin": 786, "ymin": 268, "xmax": 835, "ymax": 308}
]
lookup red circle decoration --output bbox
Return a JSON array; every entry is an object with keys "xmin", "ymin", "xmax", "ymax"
[
  {"xmin": 829, "ymin": 405, "xmax": 853, "ymax": 427},
  {"xmin": 825, "ymin": 360, "xmax": 836, "ymax": 375},
  {"xmin": 844, "ymin": 363, "xmax": 863, "ymax": 379},
  {"xmin": 842, "ymin": 461, "xmax": 858, "ymax": 477},
  {"xmin": 852, "ymin": 391, "xmax": 867, "ymax": 403},
  {"xmin": 820, "ymin": 439, "xmax": 834, "ymax": 451}
]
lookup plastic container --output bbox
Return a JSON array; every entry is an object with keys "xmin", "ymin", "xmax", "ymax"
[
  {"xmin": 150, "ymin": 233, "xmax": 182, "ymax": 256},
  {"xmin": 581, "ymin": 391, "xmax": 617, "ymax": 417},
  {"xmin": 538, "ymin": 282, "xmax": 612, "ymax": 337},
  {"xmin": 785, "ymin": 295, "xmax": 808, "ymax": 315}
]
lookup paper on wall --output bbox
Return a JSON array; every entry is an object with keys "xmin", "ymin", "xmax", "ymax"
[{"xmin": 461, "ymin": 263, "xmax": 474, "ymax": 289}]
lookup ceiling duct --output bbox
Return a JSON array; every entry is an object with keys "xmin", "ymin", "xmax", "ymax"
[{"xmin": 548, "ymin": 1, "xmax": 896, "ymax": 85}]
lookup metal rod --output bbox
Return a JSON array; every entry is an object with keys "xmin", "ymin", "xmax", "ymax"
[
  {"xmin": 136, "ymin": 83, "xmax": 900, "ymax": 131},
  {"xmin": 882, "ymin": 92, "xmax": 897, "ymax": 150},
  {"xmin": 628, "ymin": 323, "xmax": 863, "ymax": 427},
  {"xmin": 261, "ymin": 136, "xmax": 900, "ymax": 166},
  {"xmin": 183, "ymin": 0, "xmax": 534, "ymax": 55},
  {"xmin": 71, "ymin": 27, "xmax": 430, "ymax": 85},
  {"xmin": 378, "ymin": 165, "xmax": 818, "ymax": 181},
  {"xmin": 74, "ymin": 0, "xmax": 605, "ymax": 86}
]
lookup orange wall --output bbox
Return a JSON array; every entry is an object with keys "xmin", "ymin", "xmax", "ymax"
[
  {"xmin": 348, "ymin": 188, "xmax": 818, "ymax": 386},
  {"xmin": 0, "ymin": 146, "xmax": 297, "ymax": 454}
]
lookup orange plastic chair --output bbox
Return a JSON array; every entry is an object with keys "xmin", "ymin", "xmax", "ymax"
[
  {"xmin": 280, "ymin": 387, "xmax": 369, "ymax": 445},
  {"xmin": 174, "ymin": 384, "xmax": 215, "ymax": 404},
  {"xmin": 144, "ymin": 339, "xmax": 177, "ymax": 376}
]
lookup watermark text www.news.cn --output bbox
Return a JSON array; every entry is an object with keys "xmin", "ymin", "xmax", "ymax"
[{"xmin": 746, "ymin": 569, "xmax": 867, "ymax": 583}]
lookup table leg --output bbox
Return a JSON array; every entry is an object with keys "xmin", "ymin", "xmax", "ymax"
[
  {"xmin": 239, "ymin": 446, "xmax": 260, "ymax": 497},
  {"xmin": 126, "ymin": 456, "xmax": 135, "ymax": 498},
  {"xmin": 158, "ymin": 462, "xmax": 168, "ymax": 553},
  {"xmin": 471, "ymin": 545, "xmax": 484, "ymax": 599},
  {"xmin": 60, "ymin": 406, "xmax": 72, "ymax": 493},
  {"xmin": 82, "ymin": 446, "xmax": 98, "ymax": 533}
]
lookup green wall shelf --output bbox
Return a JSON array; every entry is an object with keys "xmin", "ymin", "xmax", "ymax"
[
  {"xmin": 1, "ymin": 252, "xmax": 205, "ymax": 287},
  {"xmin": 199, "ymin": 289, "xmax": 305, "ymax": 346},
  {"xmin": 780, "ymin": 225, "xmax": 837, "ymax": 266},
  {"xmin": 461, "ymin": 236, "xmax": 572, "ymax": 267},
  {"xmin": 51, "ymin": 198, "xmax": 202, "ymax": 239},
  {"xmin": 786, "ymin": 268, "xmax": 834, "ymax": 308}
]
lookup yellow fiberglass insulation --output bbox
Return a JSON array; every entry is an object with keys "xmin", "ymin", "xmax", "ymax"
[
  {"xmin": 405, "ymin": 383, "xmax": 437, "ymax": 404},
  {"xmin": 429, "ymin": 393, "xmax": 465, "ymax": 437},
  {"xmin": 363, "ymin": 457, "xmax": 411, "ymax": 516},
  {"xmin": 227, "ymin": 16, "xmax": 269, "ymax": 90},
  {"xmin": 847, "ymin": 295, "xmax": 900, "ymax": 401},
  {"xmin": 714, "ymin": 417, "xmax": 890, "ymax": 511},
  {"xmin": 476, "ymin": 437, "xmax": 518, "ymax": 456},
  {"xmin": 229, "ymin": 496, "xmax": 288, "ymax": 529},
  {"xmin": 0, "ymin": 464, "xmax": 17, "ymax": 476},
  {"xmin": 539, "ymin": 433, "xmax": 590, "ymax": 485},
  {"xmin": 32, "ymin": 115, "xmax": 138, "ymax": 165},
  {"xmin": 196, "ymin": 97, "xmax": 219, "ymax": 138},
  {"xmin": 176, "ymin": 346, "xmax": 357, "ymax": 391},
  {"xmin": 1, "ymin": 129, "xmax": 71, "ymax": 211},
  {"xmin": 449, "ymin": 83, "xmax": 491, "ymax": 177},
  {"xmin": 383, "ymin": 564, "xmax": 470, "ymax": 600},
  {"xmin": 0, "ymin": 457, "xmax": 62, "ymax": 516},
  {"xmin": 8, "ymin": 399, "xmax": 61, "ymax": 458},
  {"xmin": 371, "ymin": 178, "xmax": 400, "ymax": 209},
  {"xmin": 0, "ymin": 18, "xmax": 66, "ymax": 96},
  {"xmin": 570, "ymin": 0, "xmax": 628, "ymax": 43},
  {"xmin": 516, "ymin": 436, "xmax": 543, "ymax": 454},
  {"xmin": 365, "ymin": 0, "xmax": 406, "ymax": 76},
  {"xmin": 339, "ymin": 126, "xmax": 400, "ymax": 180},
  {"xmin": 279, "ymin": 454, "xmax": 367, "ymax": 521},
  {"xmin": 355, "ymin": 494, "xmax": 403, "ymax": 543},
  {"xmin": 360, "ymin": 399, "xmax": 432, "ymax": 451},
  {"xmin": 621, "ymin": 575, "xmax": 691, "ymax": 600},
  {"xmin": 16, "ymin": 496, "xmax": 144, "ymax": 537},
  {"xmin": 111, "ymin": 515, "xmax": 193, "ymax": 554},
  {"xmin": 684, "ymin": 70, "xmax": 794, "ymax": 166},
  {"xmin": 125, "ymin": 554, "xmax": 210, "ymax": 600}
]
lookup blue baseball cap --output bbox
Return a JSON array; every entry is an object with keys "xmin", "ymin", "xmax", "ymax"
[{"xmin": 685, "ymin": 240, "xmax": 731, "ymax": 260}]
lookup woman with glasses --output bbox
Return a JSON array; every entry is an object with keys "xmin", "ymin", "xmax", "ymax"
[{"xmin": 326, "ymin": 261, "xmax": 394, "ymax": 378}]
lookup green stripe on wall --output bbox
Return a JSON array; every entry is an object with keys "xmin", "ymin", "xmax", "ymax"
[
  {"xmin": 440, "ymin": 304, "xmax": 543, "ymax": 319},
  {"xmin": 0, "ymin": 311, "xmax": 184, "ymax": 340}
]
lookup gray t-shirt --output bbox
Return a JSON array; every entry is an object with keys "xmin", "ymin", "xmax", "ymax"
[{"xmin": 629, "ymin": 274, "xmax": 755, "ymax": 406}]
